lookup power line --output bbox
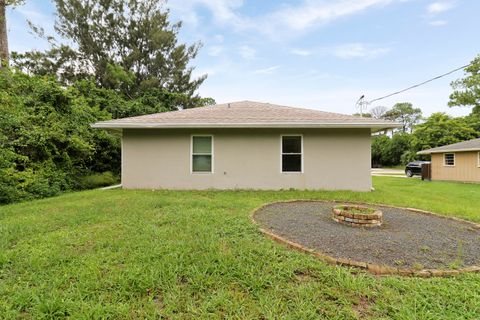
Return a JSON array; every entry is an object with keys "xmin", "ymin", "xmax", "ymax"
[{"xmin": 367, "ymin": 63, "xmax": 471, "ymax": 104}]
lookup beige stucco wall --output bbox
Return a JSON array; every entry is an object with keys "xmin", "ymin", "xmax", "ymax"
[
  {"xmin": 431, "ymin": 152, "xmax": 480, "ymax": 182},
  {"xmin": 121, "ymin": 128, "xmax": 372, "ymax": 191}
]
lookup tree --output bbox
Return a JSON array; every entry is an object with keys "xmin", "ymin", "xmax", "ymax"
[
  {"xmin": 384, "ymin": 102, "xmax": 422, "ymax": 133},
  {"xmin": 370, "ymin": 105, "xmax": 388, "ymax": 119},
  {"xmin": 465, "ymin": 113, "xmax": 480, "ymax": 133},
  {"xmin": 0, "ymin": 0, "xmax": 7, "ymax": 67},
  {"xmin": 449, "ymin": 55, "xmax": 480, "ymax": 115},
  {"xmin": 73, "ymin": 79, "xmax": 215, "ymax": 118},
  {"xmin": 411, "ymin": 113, "xmax": 478, "ymax": 152},
  {"xmin": 0, "ymin": 0, "xmax": 24, "ymax": 67},
  {"xmin": 386, "ymin": 133, "xmax": 412, "ymax": 164},
  {"xmin": 371, "ymin": 134, "xmax": 389, "ymax": 167},
  {"xmin": 12, "ymin": 0, "xmax": 206, "ymax": 107},
  {"xmin": 0, "ymin": 69, "xmax": 120, "ymax": 204},
  {"xmin": 371, "ymin": 133, "xmax": 412, "ymax": 167}
]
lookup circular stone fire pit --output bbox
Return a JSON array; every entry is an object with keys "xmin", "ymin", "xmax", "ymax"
[
  {"xmin": 332, "ymin": 205, "xmax": 383, "ymax": 227},
  {"xmin": 253, "ymin": 201, "xmax": 480, "ymax": 276},
  {"xmin": 252, "ymin": 200, "xmax": 480, "ymax": 277}
]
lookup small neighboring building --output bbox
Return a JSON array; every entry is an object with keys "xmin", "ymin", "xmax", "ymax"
[
  {"xmin": 417, "ymin": 138, "xmax": 480, "ymax": 183},
  {"xmin": 93, "ymin": 101, "xmax": 400, "ymax": 191}
]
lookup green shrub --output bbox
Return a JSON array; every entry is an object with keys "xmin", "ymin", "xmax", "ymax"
[
  {"xmin": 79, "ymin": 172, "xmax": 119, "ymax": 189},
  {"xmin": 0, "ymin": 70, "xmax": 120, "ymax": 204},
  {"xmin": 400, "ymin": 150, "xmax": 417, "ymax": 165}
]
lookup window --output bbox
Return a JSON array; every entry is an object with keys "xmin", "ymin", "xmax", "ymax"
[
  {"xmin": 478, "ymin": 152, "xmax": 480, "ymax": 167},
  {"xmin": 281, "ymin": 135, "xmax": 302, "ymax": 172},
  {"xmin": 191, "ymin": 136, "xmax": 213, "ymax": 173},
  {"xmin": 444, "ymin": 153, "xmax": 455, "ymax": 166}
]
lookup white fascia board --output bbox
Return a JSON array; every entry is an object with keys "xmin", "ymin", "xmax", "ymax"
[
  {"xmin": 91, "ymin": 122, "xmax": 402, "ymax": 130},
  {"xmin": 417, "ymin": 147, "xmax": 480, "ymax": 155}
]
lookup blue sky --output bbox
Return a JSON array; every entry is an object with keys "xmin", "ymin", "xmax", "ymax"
[{"xmin": 7, "ymin": 0, "xmax": 480, "ymax": 116}]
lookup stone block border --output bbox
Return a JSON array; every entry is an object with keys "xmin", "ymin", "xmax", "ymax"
[
  {"xmin": 251, "ymin": 199, "xmax": 480, "ymax": 278},
  {"xmin": 332, "ymin": 205, "xmax": 383, "ymax": 227}
]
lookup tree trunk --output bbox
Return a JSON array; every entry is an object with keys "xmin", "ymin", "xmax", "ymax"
[{"xmin": 0, "ymin": 0, "xmax": 8, "ymax": 68}]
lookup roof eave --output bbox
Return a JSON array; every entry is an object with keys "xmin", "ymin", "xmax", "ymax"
[
  {"xmin": 416, "ymin": 150, "xmax": 431, "ymax": 155},
  {"xmin": 91, "ymin": 122, "xmax": 402, "ymax": 131},
  {"xmin": 417, "ymin": 147, "xmax": 480, "ymax": 155}
]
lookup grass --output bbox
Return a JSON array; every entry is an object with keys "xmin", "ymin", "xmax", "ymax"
[{"xmin": 0, "ymin": 176, "xmax": 479, "ymax": 319}]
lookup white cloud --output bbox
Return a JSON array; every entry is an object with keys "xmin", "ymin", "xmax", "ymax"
[
  {"xmin": 424, "ymin": 1, "xmax": 455, "ymax": 27},
  {"xmin": 207, "ymin": 45, "xmax": 224, "ymax": 57},
  {"xmin": 289, "ymin": 43, "xmax": 391, "ymax": 59},
  {"xmin": 239, "ymin": 45, "xmax": 256, "ymax": 59},
  {"xmin": 327, "ymin": 43, "xmax": 391, "ymax": 59},
  {"xmin": 16, "ymin": 7, "xmax": 48, "ymax": 21},
  {"xmin": 213, "ymin": 34, "xmax": 224, "ymax": 43},
  {"xmin": 264, "ymin": 0, "xmax": 393, "ymax": 33},
  {"xmin": 169, "ymin": 0, "xmax": 401, "ymax": 39},
  {"xmin": 426, "ymin": 1, "xmax": 456, "ymax": 15},
  {"xmin": 253, "ymin": 65, "xmax": 280, "ymax": 74},
  {"xmin": 429, "ymin": 20, "xmax": 448, "ymax": 26},
  {"xmin": 291, "ymin": 49, "xmax": 313, "ymax": 56},
  {"xmin": 168, "ymin": 0, "xmax": 251, "ymax": 30},
  {"xmin": 191, "ymin": 57, "xmax": 234, "ymax": 78}
]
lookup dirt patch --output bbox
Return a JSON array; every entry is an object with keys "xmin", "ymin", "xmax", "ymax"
[
  {"xmin": 293, "ymin": 269, "xmax": 318, "ymax": 282},
  {"xmin": 352, "ymin": 295, "xmax": 373, "ymax": 319},
  {"xmin": 254, "ymin": 201, "xmax": 480, "ymax": 270}
]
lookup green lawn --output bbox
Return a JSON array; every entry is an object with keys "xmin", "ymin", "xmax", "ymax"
[{"xmin": 1, "ymin": 177, "xmax": 479, "ymax": 319}]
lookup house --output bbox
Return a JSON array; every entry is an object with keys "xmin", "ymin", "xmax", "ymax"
[
  {"xmin": 417, "ymin": 138, "xmax": 480, "ymax": 183},
  {"xmin": 92, "ymin": 101, "xmax": 400, "ymax": 191}
]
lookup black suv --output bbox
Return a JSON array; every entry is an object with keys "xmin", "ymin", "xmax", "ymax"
[{"xmin": 405, "ymin": 161, "xmax": 430, "ymax": 177}]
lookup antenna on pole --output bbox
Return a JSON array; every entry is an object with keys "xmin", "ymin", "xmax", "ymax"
[{"xmin": 355, "ymin": 95, "xmax": 368, "ymax": 117}]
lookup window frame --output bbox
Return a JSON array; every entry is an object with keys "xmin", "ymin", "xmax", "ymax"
[
  {"xmin": 443, "ymin": 153, "xmax": 455, "ymax": 167},
  {"xmin": 477, "ymin": 152, "xmax": 480, "ymax": 168},
  {"xmin": 280, "ymin": 134, "xmax": 304, "ymax": 174},
  {"xmin": 190, "ymin": 135, "xmax": 214, "ymax": 174}
]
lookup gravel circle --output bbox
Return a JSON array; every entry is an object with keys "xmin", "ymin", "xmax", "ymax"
[{"xmin": 254, "ymin": 201, "xmax": 480, "ymax": 269}]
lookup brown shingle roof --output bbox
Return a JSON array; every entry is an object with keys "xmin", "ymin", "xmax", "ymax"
[
  {"xmin": 417, "ymin": 138, "xmax": 480, "ymax": 154},
  {"xmin": 92, "ymin": 100, "xmax": 401, "ymax": 131}
]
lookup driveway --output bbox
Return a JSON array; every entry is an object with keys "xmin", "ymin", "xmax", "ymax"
[{"xmin": 371, "ymin": 168, "xmax": 407, "ymax": 178}]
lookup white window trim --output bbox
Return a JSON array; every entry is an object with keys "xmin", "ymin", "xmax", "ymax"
[
  {"xmin": 280, "ymin": 134, "xmax": 304, "ymax": 174},
  {"xmin": 477, "ymin": 152, "xmax": 480, "ymax": 168},
  {"xmin": 190, "ymin": 135, "xmax": 214, "ymax": 174},
  {"xmin": 443, "ymin": 153, "xmax": 455, "ymax": 167}
]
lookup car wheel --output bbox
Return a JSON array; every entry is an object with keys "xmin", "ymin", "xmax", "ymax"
[{"xmin": 406, "ymin": 169, "xmax": 413, "ymax": 177}]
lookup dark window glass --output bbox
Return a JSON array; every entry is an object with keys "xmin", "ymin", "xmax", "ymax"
[
  {"xmin": 192, "ymin": 136, "xmax": 212, "ymax": 153},
  {"xmin": 444, "ymin": 153, "xmax": 455, "ymax": 166},
  {"xmin": 192, "ymin": 136, "xmax": 212, "ymax": 172},
  {"xmin": 282, "ymin": 154, "xmax": 302, "ymax": 172},
  {"xmin": 192, "ymin": 155, "xmax": 212, "ymax": 172},
  {"xmin": 282, "ymin": 136, "xmax": 302, "ymax": 172},
  {"xmin": 282, "ymin": 136, "xmax": 302, "ymax": 153}
]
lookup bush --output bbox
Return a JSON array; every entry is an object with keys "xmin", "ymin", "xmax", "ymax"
[
  {"xmin": 78, "ymin": 172, "xmax": 119, "ymax": 189},
  {"xmin": 400, "ymin": 151, "xmax": 417, "ymax": 165},
  {"xmin": 372, "ymin": 133, "xmax": 412, "ymax": 167},
  {"xmin": 0, "ymin": 70, "xmax": 120, "ymax": 204}
]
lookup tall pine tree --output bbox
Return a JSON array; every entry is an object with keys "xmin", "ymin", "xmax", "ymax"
[
  {"xmin": 449, "ymin": 55, "xmax": 480, "ymax": 115},
  {"xmin": 13, "ymin": 0, "xmax": 207, "ymax": 107}
]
